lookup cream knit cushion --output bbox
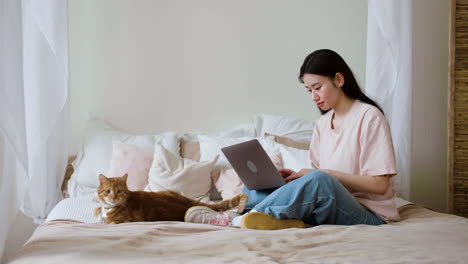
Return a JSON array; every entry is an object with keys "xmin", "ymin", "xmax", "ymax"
[{"xmin": 145, "ymin": 143, "xmax": 219, "ymax": 200}]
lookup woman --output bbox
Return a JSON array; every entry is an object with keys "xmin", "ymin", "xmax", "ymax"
[{"xmin": 185, "ymin": 49, "xmax": 399, "ymax": 229}]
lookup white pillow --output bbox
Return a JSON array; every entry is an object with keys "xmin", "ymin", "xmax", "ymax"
[
  {"xmin": 180, "ymin": 123, "xmax": 256, "ymax": 143},
  {"xmin": 277, "ymin": 144, "xmax": 311, "ymax": 172},
  {"xmin": 68, "ymin": 118, "xmax": 180, "ymax": 197},
  {"xmin": 145, "ymin": 143, "xmax": 218, "ymax": 201},
  {"xmin": 254, "ymin": 114, "xmax": 316, "ymax": 142},
  {"xmin": 198, "ymin": 135, "xmax": 280, "ymax": 171},
  {"xmin": 216, "ymin": 123, "xmax": 256, "ymax": 138}
]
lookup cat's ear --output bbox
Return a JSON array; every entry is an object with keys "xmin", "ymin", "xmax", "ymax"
[
  {"xmin": 121, "ymin": 173, "xmax": 128, "ymax": 182},
  {"xmin": 99, "ymin": 174, "xmax": 107, "ymax": 183}
]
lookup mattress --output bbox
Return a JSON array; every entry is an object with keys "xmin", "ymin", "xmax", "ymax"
[{"xmin": 8, "ymin": 201, "xmax": 468, "ymax": 264}]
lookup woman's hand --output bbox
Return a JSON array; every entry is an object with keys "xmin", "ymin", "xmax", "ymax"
[
  {"xmin": 279, "ymin": 168, "xmax": 312, "ymax": 183},
  {"xmin": 279, "ymin": 169, "xmax": 295, "ymax": 178}
]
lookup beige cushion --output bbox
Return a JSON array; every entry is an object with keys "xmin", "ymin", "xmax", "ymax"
[
  {"xmin": 145, "ymin": 143, "xmax": 218, "ymax": 200},
  {"xmin": 180, "ymin": 139, "xmax": 201, "ymax": 161},
  {"xmin": 179, "ymin": 139, "xmax": 223, "ymax": 201}
]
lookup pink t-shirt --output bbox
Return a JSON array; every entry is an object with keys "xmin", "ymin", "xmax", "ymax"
[{"xmin": 309, "ymin": 100, "xmax": 400, "ymax": 222}]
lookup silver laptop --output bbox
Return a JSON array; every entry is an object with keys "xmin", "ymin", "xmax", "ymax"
[{"xmin": 221, "ymin": 139, "xmax": 286, "ymax": 190}]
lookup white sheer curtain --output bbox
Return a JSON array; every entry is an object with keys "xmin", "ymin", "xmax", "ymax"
[
  {"xmin": 365, "ymin": 0, "xmax": 412, "ymax": 199},
  {"xmin": 0, "ymin": 0, "xmax": 68, "ymax": 259}
]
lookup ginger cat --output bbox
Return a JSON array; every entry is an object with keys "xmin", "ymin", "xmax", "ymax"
[{"xmin": 94, "ymin": 174, "xmax": 248, "ymax": 224}]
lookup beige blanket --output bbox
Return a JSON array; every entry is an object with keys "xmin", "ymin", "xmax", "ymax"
[{"xmin": 8, "ymin": 205, "xmax": 468, "ymax": 264}]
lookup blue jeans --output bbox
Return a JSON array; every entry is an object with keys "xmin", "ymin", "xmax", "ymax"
[{"xmin": 243, "ymin": 170, "xmax": 385, "ymax": 226}]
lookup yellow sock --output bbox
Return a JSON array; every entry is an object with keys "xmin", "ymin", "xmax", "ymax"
[{"xmin": 240, "ymin": 212, "xmax": 305, "ymax": 230}]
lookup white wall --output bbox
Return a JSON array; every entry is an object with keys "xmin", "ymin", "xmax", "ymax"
[
  {"xmin": 68, "ymin": 0, "xmax": 368, "ymax": 153},
  {"xmin": 410, "ymin": 0, "xmax": 449, "ymax": 213}
]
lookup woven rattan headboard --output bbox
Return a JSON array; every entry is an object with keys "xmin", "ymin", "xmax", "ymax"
[{"xmin": 448, "ymin": 0, "xmax": 468, "ymax": 218}]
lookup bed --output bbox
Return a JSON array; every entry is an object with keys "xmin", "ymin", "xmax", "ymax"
[
  {"xmin": 8, "ymin": 203, "xmax": 468, "ymax": 263},
  {"xmin": 7, "ymin": 115, "xmax": 468, "ymax": 264}
]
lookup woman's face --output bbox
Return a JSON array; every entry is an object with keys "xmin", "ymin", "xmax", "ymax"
[{"xmin": 302, "ymin": 73, "xmax": 343, "ymax": 111}]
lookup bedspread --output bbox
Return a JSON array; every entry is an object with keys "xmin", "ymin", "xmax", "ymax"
[{"xmin": 8, "ymin": 205, "xmax": 468, "ymax": 264}]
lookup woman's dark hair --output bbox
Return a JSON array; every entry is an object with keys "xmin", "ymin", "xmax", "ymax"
[{"xmin": 299, "ymin": 49, "xmax": 384, "ymax": 115}]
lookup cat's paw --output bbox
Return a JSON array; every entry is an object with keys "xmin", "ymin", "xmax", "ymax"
[
  {"xmin": 94, "ymin": 207, "xmax": 102, "ymax": 217},
  {"xmin": 237, "ymin": 193, "xmax": 248, "ymax": 213}
]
